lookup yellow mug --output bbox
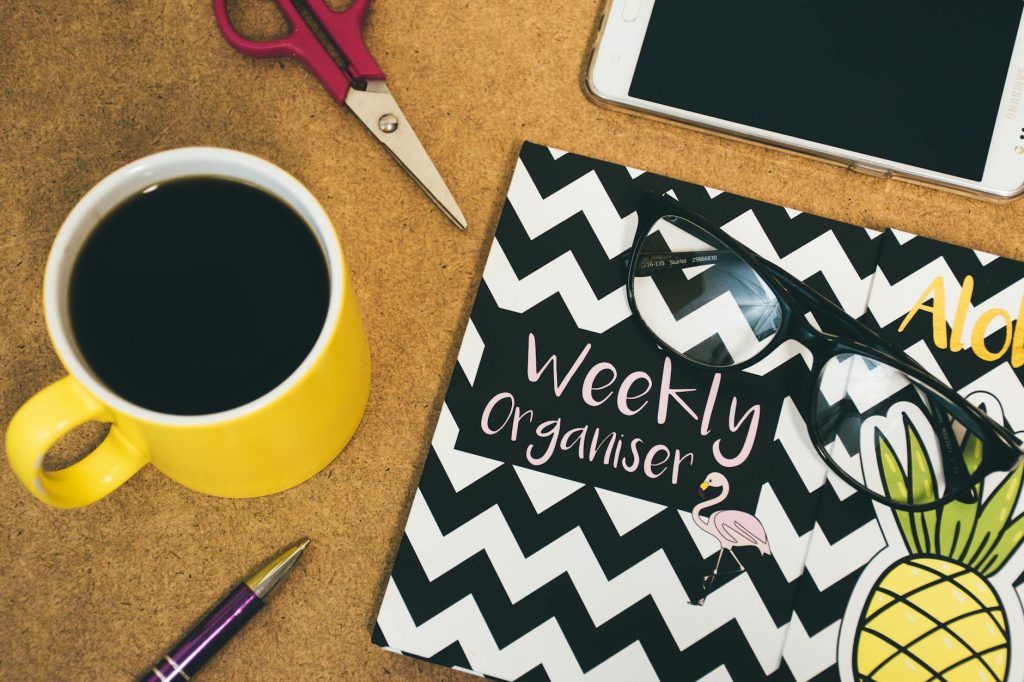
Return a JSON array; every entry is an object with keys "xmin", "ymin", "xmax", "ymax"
[{"xmin": 5, "ymin": 148, "xmax": 371, "ymax": 508}]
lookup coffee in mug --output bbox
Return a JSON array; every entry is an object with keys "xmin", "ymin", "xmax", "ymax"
[{"xmin": 69, "ymin": 177, "xmax": 330, "ymax": 415}]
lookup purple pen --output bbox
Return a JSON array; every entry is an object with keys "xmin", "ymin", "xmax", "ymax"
[{"xmin": 140, "ymin": 539, "xmax": 309, "ymax": 682}]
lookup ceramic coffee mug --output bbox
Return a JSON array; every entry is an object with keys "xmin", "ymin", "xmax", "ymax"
[{"xmin": 5, "ymin": 148, "xmax": 371, "ymax": 508}]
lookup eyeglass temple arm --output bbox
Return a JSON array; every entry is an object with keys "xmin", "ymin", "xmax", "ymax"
[
  {"xmin": 756, "ymin": 259, "xmax": 896, "ymax": 347},
  {"xmin": 932, "ymin": 411, "xmax": 977, "ymax": 502}
]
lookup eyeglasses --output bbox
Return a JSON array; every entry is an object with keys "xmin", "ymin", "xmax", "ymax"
[{"xmin": 626, "ymin": 193, "xmax": 1023, "ymax": 511}]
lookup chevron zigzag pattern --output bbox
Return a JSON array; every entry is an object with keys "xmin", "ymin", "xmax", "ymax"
[
  {"xmin": 482, "ymin": 239, "xmax": 631, "ymax": 334},
  {"xmin": 378, "ymin": 578, "xmax": 663, "ymax": 681},
  {"xmin": 376, "ymin": 483, "xmax": 845, "ymax": 680},
  {"xmin": 508, "ymin": 157, "xmax": 639, "ymax": 259}
]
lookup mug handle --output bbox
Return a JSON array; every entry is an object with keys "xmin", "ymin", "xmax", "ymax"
[{"xmin": 6, "ymin": 376, "xmax": 149, "ymax": 508}]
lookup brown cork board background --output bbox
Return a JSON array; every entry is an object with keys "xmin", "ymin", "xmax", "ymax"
[{"xmin": 3, "ymin": 1, "xmax": 1024, "ymax": 680}]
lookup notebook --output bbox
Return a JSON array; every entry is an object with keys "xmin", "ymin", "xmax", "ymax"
[{"xmin": 373, "ymin": 142, "xmax": 1024, "ymax": 681}]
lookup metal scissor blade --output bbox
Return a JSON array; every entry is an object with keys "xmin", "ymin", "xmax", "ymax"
[{"xmin": 345, "ymin": 83, "xmax": 467, "ymax": 230}]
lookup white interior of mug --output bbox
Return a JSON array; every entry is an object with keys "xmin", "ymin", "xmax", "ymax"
[{"xmin": 43, "ymin": 147, "xmax": 345, "ymax": 426}]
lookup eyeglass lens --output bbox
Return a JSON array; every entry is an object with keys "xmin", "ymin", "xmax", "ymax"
[
  {"xmin": 632, "ymin": 215, "xmax": 782, "ymax": 368},
  {"xmin": 814, "ymin": 353, "xmax": 981, "ymax": 506}
]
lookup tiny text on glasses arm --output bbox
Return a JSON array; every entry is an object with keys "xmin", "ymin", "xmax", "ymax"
[{"xmin": 631, "ymin": 250, "xmax": 742, "ymax": 276}]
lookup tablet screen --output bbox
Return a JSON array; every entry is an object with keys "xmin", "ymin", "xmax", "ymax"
[{"xmin": 630, "ymin": 2, "xmax": 1022, "ymax": 180}]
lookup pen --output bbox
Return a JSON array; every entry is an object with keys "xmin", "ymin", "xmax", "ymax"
[{"xmin": 140, "ymin": 539, "xmax": 309, "ymax": 682}]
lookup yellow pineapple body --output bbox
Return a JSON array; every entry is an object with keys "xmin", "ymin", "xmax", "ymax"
[{"xmin": 854, "ymin": 556, "xmax": 1008, "ymax": 682}]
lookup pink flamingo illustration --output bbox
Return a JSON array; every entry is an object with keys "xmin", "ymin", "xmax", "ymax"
[{"xmin": 691, "ymin": 472, "xmax": 771, "ymax": 605}]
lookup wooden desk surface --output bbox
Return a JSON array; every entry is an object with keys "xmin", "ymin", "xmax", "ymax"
[{"xmin": 3, "ymin": 2, "xmax": 1024, "ymax": 679}]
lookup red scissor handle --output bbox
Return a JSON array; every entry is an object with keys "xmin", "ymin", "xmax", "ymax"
[{"xmin": 213, "ymin": 0, "xmax": 385, "ymax": 106}]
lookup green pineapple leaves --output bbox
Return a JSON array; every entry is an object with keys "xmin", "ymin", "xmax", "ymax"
[
  {"xmin": 972, "ymin": 466, "xmax": 1024, "ymax": 575},
  {"xmin": 874, "ymin": 419, "xmax": 1024, "ymax": 576},
  {"xmin": 877, "ymin": 420, "xmax": 938, "ymax": 554}
]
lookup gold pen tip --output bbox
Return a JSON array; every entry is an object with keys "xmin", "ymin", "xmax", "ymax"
[{"xmin": 246, "ymin": 539, "xmax": 311, "ymax": 599}]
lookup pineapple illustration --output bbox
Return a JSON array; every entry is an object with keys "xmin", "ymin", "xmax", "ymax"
[{"xmin": 853, "ymin": 420, "xmax": 1024, "ymax": 682}]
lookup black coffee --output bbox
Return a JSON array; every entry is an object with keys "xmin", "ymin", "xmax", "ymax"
[{"xmin": 69, "ymin": 177, "xmax": 330, "ymax": 415}]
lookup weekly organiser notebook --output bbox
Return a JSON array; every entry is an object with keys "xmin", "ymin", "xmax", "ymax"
[{"xmin": 372, "ymin": 142, "xmax": 1024, "ymax": 681}]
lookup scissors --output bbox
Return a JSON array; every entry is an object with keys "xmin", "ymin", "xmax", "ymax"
[{"xmin": 213, "ymin": 0, "xmax": 467, "ymax": 230}]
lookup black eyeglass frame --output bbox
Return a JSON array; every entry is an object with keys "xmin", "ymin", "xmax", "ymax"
[{"xmin": 625, "ymin": 192, "xmax": 1023, "ymax": 511}]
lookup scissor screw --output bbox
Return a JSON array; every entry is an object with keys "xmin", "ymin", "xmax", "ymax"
[{"xmin": 378, "ymin": 114, "xmax": 399, "ymax": 134}]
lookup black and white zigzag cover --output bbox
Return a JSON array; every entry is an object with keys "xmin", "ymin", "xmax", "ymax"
[{"xmin": 372, "ymin": 142, "xmax": 1024, "ymax": 681}]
